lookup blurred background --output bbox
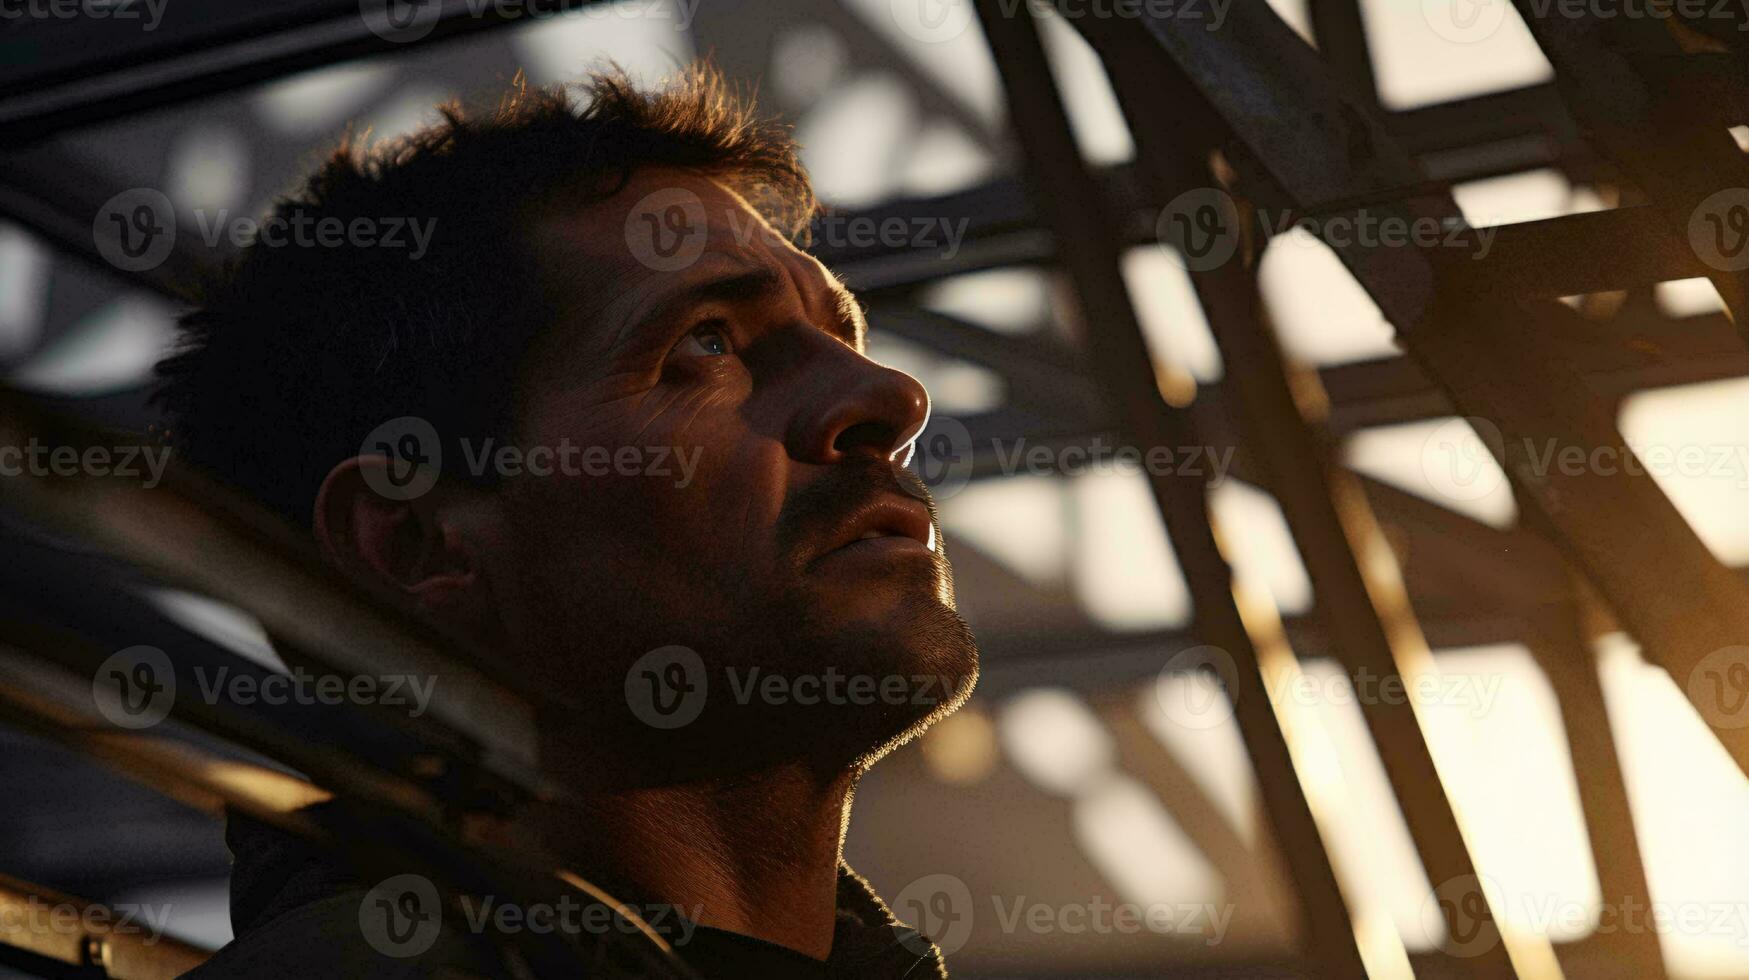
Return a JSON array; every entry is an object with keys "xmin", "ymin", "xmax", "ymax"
[{"xmin": 6, "ymin": 0, "xmax": 1749, "ymax": 977}]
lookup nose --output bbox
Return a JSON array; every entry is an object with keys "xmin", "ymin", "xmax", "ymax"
[{"xmin": 784, "ymin": 331, "xmax": 930, "ymax": 465}]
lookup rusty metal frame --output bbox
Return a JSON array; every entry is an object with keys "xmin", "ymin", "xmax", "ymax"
[
  {"xmin": 1031, "ymin": 3, "xmax": 1744, "ymax": 977},
  {"xmin": 9, "ymin": 1, "xmax": 1749, "ymax": 977},
  {"xmin": 968, "ymin": 2, "xmax": 1373, "ymax": 975},
  {"xmin": 1081, "ymin": 29, "xmax": 1525, "ymax": 979},
  {"xmin": 0, "ymin": 386, "xmax": 701, "ymax": 979},
  {"xmin": 1094, "ymin": 0, "xmax": 1749, "ymax": 791}
]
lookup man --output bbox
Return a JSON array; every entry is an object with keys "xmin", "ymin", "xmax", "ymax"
[{"xmin": 157, "ymin": 64, "xmax": 978, "ymax": 978}]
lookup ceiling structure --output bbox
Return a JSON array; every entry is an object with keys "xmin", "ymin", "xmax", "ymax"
[{"xmin": 7, "ymin": 1, "xmax": 1749, "ymax": 977}]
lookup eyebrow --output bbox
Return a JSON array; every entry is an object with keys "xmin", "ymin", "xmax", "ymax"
[
  {"xmin": 830, "ymin": 284, "xmax": 868, "ymax": 351},
  {"xmin": 631, "ymin": 264, "xmax": 864, "ymax": 348}
]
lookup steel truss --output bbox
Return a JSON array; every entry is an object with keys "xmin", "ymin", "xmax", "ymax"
[{"xmin": 5, "ymin": 1, "xmax": 1749, "ymax": 977}]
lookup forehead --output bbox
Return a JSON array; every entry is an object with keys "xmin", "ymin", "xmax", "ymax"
[{"xmin": 527, "ymin": 168, "xmax": 861, "ymax": 351}]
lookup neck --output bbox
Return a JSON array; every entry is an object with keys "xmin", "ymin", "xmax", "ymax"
[{"xmin": 515, "ymin": 763, "xmax": 856, "ymax": 961}]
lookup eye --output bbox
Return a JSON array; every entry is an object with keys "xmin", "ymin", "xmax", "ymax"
[{"xmin": 673, "ymin": 321, "xmax": 733, "ymax": 358}]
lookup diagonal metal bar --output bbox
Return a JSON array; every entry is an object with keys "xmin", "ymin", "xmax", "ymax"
[
  {"xmin": 1308, "ymin": 0, "xmax": 1379, "ymax": 107},
  {"xmin": 1084, "ymin": 23, "xmax": 1522, "ymax": 975},
  {"xmin": 1520, "ymin": 588, "xmax": 1668, "ymax": 980},
  {"xmin": 1461, "ymin": 204, "xmax": 1711, "ymax": 298},
  {"xmin": 1506, "ymin": 1, "xmax": 1749, "ymax": 324},
  {"xmin": 0, "ymin": 386, "xmax": 541, "ymax": 790},
  {"xmin": 968, "ymin": 2, "xmax": 1371, "ymax": 975},
  {"xmin": 0, "ymin": 870, "xmax": 212, "ymax": 977},
  {"xmin": 1102, "ymin": 0, "xmax": 1749, "ymax": 796},
  {"xmin": 0, "ymin": 387, "xmax": 700, "ymax": 979},
  {"xmin": 1098, "ymin": 693, "xmax": 1297, "ymax": 946},
  {"xmin": 691, "ymin": 0, "xmax": 1002, "ymax": 149},
  {"xmin": 0, "ymin": 0, "xmax": 608, "ymax": 145}
]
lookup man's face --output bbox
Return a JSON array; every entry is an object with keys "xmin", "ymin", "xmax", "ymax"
[{"xmin": 489, "ymin": 168, "xmax": 976, "ymax": 779}]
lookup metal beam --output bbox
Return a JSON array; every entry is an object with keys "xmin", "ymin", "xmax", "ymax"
[
  {"xmin": 1521, "ymin": 592, "xmax": 1668, "ymax": 979},
  {"xmin": 969, "ymin": 2, "xmax": 1370, "ymax": 975},
  {"xmin": 1101, "ymin": 0, "xmax": 1749, "ymax": 800},
  {"xmin": 1308, "ymin": 0, "xmax": 1379, "ymax": 107},
  {"xmin": 0, "ymin": 0, "xmax": 607, "ymax": 145},
  {"xmin": 1088, "ymin": 19, "xmax": 1520, "ymax": 974},
  {"xmin": 1508, "ymin": 0, "xmax": 1749, "ymax": 322}
]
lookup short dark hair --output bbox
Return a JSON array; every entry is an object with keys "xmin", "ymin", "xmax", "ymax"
[{"xmin": 154, "ymin": 64, "xmax": 816, "ymax": 527}]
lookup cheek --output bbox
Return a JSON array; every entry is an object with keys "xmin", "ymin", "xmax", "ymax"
[
  {"xmin": 518, "ymin": 368, "xmax": 791, "ymax": 565},
  {"xmin": 658, "ymin": 427, "xmax": 788, "ymax": 565}
]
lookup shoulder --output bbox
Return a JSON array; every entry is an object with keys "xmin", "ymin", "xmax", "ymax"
[{"xmin": 178, "ymin": 886, "xmax": 498, "ymax": 980}]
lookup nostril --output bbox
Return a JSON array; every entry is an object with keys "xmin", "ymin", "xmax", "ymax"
[{"xmin": 832, "ymin": 420, "xmax": 897, "ymax": 459}]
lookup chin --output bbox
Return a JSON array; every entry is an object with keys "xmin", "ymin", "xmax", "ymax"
[
  {"xmin": 581, "ymin": 555, "xmax": 981, "ymax": 784},
  {"xmin": 809, "ymin": 588, "xmax": 981, "ymax": 774}
]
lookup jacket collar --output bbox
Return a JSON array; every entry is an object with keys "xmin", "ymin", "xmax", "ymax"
[{"xmin": 224, "ymin": 806, "xmax": 948, "ymax": 979}]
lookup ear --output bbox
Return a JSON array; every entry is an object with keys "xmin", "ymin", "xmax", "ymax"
[{"xmin": 313, "ymin": 456, "xmax": 494, "ymax": 633}]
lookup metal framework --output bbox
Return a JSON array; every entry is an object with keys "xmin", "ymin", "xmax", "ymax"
[{"xmin": 5, "ymin": 1, "xmax": 1749, "ymax": 977}]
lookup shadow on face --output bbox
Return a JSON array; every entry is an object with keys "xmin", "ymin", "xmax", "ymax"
[{"xmin": 479, "ymin": 168, "xmax": 980, "ymax": 784}]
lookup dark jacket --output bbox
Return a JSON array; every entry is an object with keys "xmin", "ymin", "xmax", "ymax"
[{"xmin": 181, "ymin": 809, "xmax": 948, "ymax": 980}]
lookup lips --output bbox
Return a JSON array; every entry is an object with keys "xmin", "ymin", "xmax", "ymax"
[{"xmin": 815, "ymin": 494, "xmax": 935, "ymax": 564}]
